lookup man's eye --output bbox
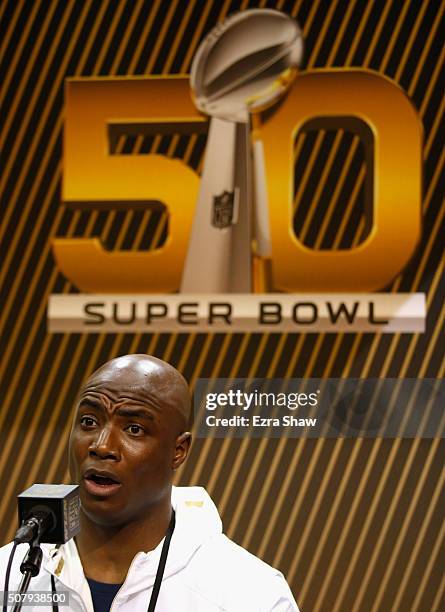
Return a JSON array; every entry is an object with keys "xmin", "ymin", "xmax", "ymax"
[
  {"xmin": 126, "ymin": 424, "xmax": 144, "ymax": 435},
  {"xmin": 80, "ymin": 416, "xmax": 97, "ymax": 428}
]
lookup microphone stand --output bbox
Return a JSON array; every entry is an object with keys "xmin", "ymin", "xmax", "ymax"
[{"xmin": 12, "ymin": 537, "xmax": 43, "ymax": 612}]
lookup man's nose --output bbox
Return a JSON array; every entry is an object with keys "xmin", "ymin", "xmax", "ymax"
[{"xmin": 89, "ymin": 425, "xmax": 120, "ymax": 460}]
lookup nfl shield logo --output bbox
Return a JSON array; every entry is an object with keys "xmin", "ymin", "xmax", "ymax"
[{"xmin": 212, "ymin": 190, "xmax": 234, "ymax": 228}]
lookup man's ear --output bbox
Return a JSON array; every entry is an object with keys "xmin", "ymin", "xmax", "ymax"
[{"xmin": 173, "ymin": 432, "xmax": 192, "ymax": 470}]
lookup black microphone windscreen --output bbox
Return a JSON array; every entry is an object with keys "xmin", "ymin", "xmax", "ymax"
[{"xmin": 17, "ymin": 484, "xmax": 80, "ymax": 544}]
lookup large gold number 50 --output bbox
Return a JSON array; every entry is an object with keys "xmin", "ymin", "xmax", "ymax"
[{"xmin": 54, "ymin": 71, "xmax": 422, "ymax": 293}]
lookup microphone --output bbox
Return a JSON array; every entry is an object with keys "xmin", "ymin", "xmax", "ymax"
[{"xmin": 14, "ymin": 484, "xmax": 80, "ymax": 545}]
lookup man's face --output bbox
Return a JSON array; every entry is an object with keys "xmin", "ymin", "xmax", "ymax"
[{"xmin": 69, "ymin": 359, "xmax": 189, "ymax": 527}]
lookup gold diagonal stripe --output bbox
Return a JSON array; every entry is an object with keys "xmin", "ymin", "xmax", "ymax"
[
  {"xmin": 0, "ymin": 115, "xmax": 62, "ymax": 288},
  {"xmin": 379, "ymin": 1, "xmax": 413, "ymax": 71},
  {"xmin": 257, "ymin": 436, "xmax": 307, "ymax": 559},
  {"xmin": 360, "ymin": 28, "xmax": 444, "ymax": 298},
  {"xmin": 307, "ymin": 0, "xmax": 339, "ymax": 68},
  {"xmin": 410, "ymin": 478, "xmax": 445, "ymax": 611},
  {"xmin": 180, "ymin": 0, "xmax": 218, "ymax": 72},
  {"xmin": 330, "ymin": 438, "xmax": 396, "ymax": 612},
  {"xmin": 407, "ymin": 2, "xmax": 445, "ymax": 97},
  {"xmin": 321, "ymin": 333, "xmax": 345, "ymax": 376},
  {"xmin": 176, "ymin": 334, "xmax": 198, "ymax": 373},
  {"xmin": 189, "ymin": 334, "xmax": 214, "ymax": 388},
  {"xmin": 326, "ymin": 0, "xmax": 358, "ymax": 64},
  {"xmin": 0, "ymin": 0, "xmax": 48, "ymax": 106},
  {"xmin": 108, "ymin": 1, "xmax": 147, "ymax": 74},
  {"xmin": 312, "ymin": 440, "xmax": 380, "ymax": 611},
  {"xmin": 313, "ymin": 137, "xmax": 361, "ymax": 249},
  {"xmin": 145, "ymin": 0, "xmax": 179, "ymax": 73},
  {"xmin": 127, "ymin": 0, "xmax": 162, "ymax": 73},
  {"xmin": 0, "ymin": 0, "xmax": 25, "ymax": 48},
  {"xmin": 293, "ymin": 131, "xmax": 326, "ymax": 215},
  {"xmin": 424, "ymin": 93, "xmax": 444, "ymax": 158},
  {"xmin": 394, "ymin": 1, "xmax": 430, "ymax": 82},
  {"xmin": 331, "ymin": 165, "xmax": 365, "ymax": 249},
  {"xmin": 286, "ymin": 438, "xmax": 346, "ymax": 589},
  {"xmin": 0, "ymin": 167, "xmax": 64, "ymax": 380},
  {"xmin": 370, "ymin": 436, "xmax": 442, "ymax": 610},
  {"xmin": 298, "ymin": 132, "xmax": 343, "ymax": 243},
  {"xmin": 1, "ymin": 0, "xmax": 77, "ymax": 191},
  {"xmin": 1, "ymin": 0, "xmax": 101, "ymax": 249},
  {"xmin": 272, "ymin": 438, "xmax": 326, "ymax": 566},
  {"xmin": 419, "ymin": 40, "xmax": 444, "ymax": 115},
  {"xmin": 267, "ymin": 334, "xmax": 288, "ymax": 376},
  {"xmin": 345, "ymin": 0, "xmax": 377, "ymax": 65},
  {"xmin": 284, "ymin": 335, "xmax": 306, "ymax": 378},
  {"xmin": 297, "ymin": 437, "xmax": 360, "ymax": 604},
  {"xmin": 241, "ymin": 435, "xmax": 289, "ymax": 549},
  {"xmin": 418, "ymin": 285, "xmax": 445, "ymax": 377},
  {"xmin": 92, "ymin": 0, "xmax": 127, "ymax": 73},
  {"xmin": 290, "ymin": 0, "xmax": 305, "ymax": 19},
  {"xmin": 163, "ymin": 0, "xmax": 197, "ymax": 73},
  {"xmin": 230, "ymin": 434, "xmax": 271, "ymax": 536}
]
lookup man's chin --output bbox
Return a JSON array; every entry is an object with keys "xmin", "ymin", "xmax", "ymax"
[
  {"xmin": 80, "ymin": 504, "xmax": 129, "ymax": 529},
  {"xmin": 79, "ymin": 488, "xmax": 130, "ymax": 528}
]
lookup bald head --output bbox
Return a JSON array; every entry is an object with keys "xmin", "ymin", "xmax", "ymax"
[
  {"xmin": 69, "ymin": 355, "xmax": 192, "ymax": 529},
  {"xmin": 79, "ymin": 354, "xmax": 191, "ymax": 431}
]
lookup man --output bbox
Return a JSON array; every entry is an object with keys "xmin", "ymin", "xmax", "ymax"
[{"xmin": 1, "ymin": 354, "xmax": 299, "ymax": 611}]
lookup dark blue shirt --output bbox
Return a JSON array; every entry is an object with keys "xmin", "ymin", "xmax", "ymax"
[{"xmin": 87, "ymin": 577, "xmax": 123, "ymax": 612}]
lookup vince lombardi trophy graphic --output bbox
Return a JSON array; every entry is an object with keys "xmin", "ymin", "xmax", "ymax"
[{"xmin": 180, "ymin": 9, "xmax": 303, "ymax": 293}]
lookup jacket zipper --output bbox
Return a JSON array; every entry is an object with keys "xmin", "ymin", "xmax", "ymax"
[{"xmin": 109, "ymin": 553, "xmax": 145, "ymax": 612}]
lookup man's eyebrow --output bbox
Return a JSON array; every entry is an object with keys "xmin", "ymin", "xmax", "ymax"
[
  {"xmin": 78, "ymin": 397, "xmax": 103, "ymax": 411},
  {"xmin": 115, "ymin": 407, "xmax": 155, "ymax": 421}
]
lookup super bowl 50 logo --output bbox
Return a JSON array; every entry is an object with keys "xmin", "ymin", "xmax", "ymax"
[{"xmin": 48, "ymin": 10, "xmax": 424, "ymax": 333}]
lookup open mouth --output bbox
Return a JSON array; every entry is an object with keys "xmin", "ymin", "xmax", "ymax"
[
  {"xmin": 83, "ymin": 471, "xmax": 122, "ymax": 496},
  {"xmin": 87, "ymin": 474, "xmax": 119, "ymax": 485}
]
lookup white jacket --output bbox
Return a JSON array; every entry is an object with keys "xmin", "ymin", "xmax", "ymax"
[{"xmin": 0, "ymin": 486, "xmax": 299, "ymax": 611}]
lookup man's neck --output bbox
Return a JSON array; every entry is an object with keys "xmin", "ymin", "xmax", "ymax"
[{"xmin": 75, "ymin": 497, "xmax": 173, "ymax": 584}]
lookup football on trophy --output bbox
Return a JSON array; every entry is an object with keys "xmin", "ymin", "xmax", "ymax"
[{"xmin": 191, "ymin": 9, "xmax": 304, "ymax": 122}]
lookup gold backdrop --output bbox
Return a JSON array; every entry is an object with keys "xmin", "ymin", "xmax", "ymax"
[{"xmin": 1, "ymin": 1, "xmax": 443, "ymax": 611}]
